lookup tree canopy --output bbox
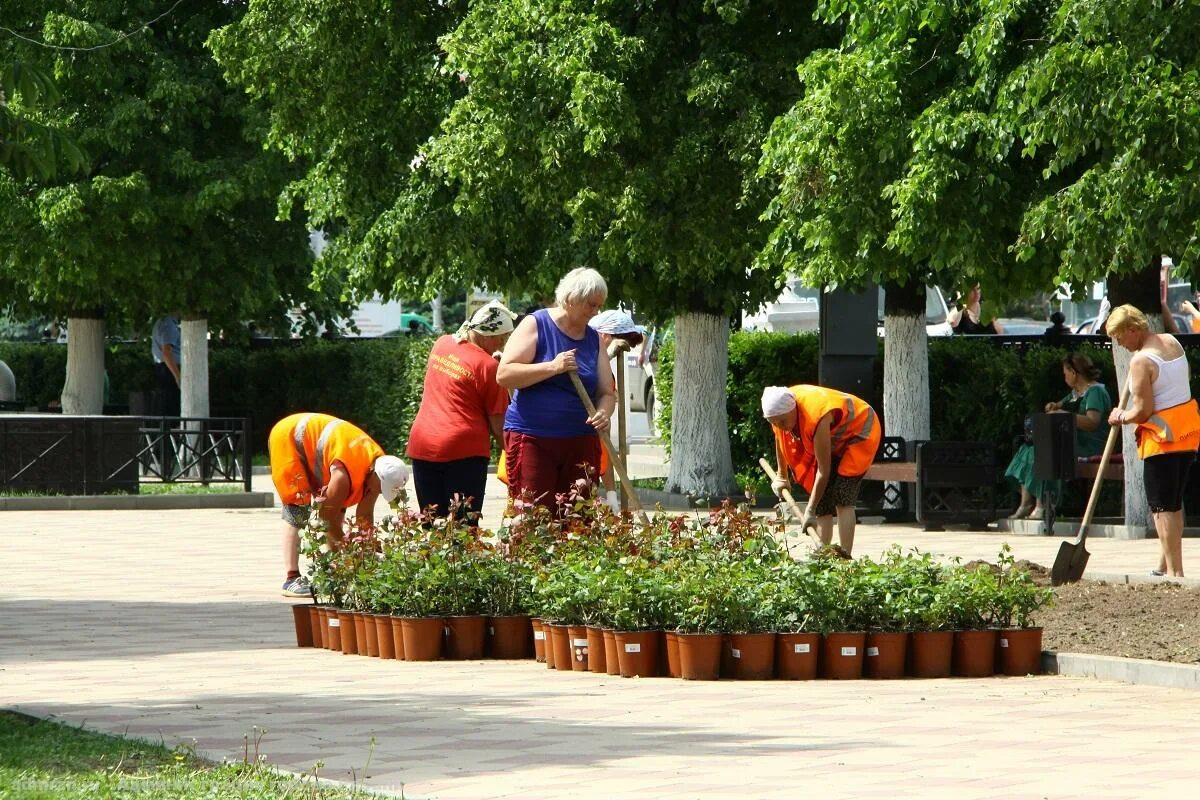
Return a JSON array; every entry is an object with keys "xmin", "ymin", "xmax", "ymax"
[
  {"xmin": 759, "ymin": 0, "xmax": 1200, "ymax": 300},
  {"xmin": 0, "ymin": 1, "xmax": 317, "ymax": 332}
]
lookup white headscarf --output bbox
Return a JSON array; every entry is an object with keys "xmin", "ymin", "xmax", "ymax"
[
  {"xmin": 454, "ymin": 300, "xmax": 517, "ymax": 342},
  {"xmin": 761, "ymin": 386, "xmax": 797, "ymax": 418}
]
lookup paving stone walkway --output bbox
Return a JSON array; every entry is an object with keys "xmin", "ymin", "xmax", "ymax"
[{"xmin": 2, "ymin": 477, "xmax": 1199, "ymax": 798}]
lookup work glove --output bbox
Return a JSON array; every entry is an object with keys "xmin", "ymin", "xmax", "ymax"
[
  {"xmin": 800, "ymin": 508, "xmax": 818, "ymax": 534},
  {"xmin": 605, "ymin": 490, "xmax": 621, "ymax": 513},
  {"xmin": 770, "ymin": 476, "xmax": 789, "ymax": 497}
]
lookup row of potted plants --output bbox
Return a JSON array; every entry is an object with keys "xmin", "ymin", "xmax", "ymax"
[{"xmin": 290, "ymin": 495, "xmax": 1053, "ymax": 680}]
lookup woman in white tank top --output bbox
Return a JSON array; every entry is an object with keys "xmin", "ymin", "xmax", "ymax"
[{"xmin": 1106, "ymin": 305, "xmax": 1199, "ymax": 578}]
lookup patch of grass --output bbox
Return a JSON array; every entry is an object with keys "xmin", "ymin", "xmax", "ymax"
[
  {"xmin": 0, "ymin": 711, "xmax": 375, "ymax": 799},
  {"xmin": 630, "ymin": 477, "xmax": 666, "ymax": 490},
  {"xmin": 138, "ymin": 483, "xmax": 246, "ymax": 495}
]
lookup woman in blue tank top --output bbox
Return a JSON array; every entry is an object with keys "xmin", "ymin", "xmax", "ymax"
[{"xmin": 498, "ymin": 267, "xmax": 616, "ymax": 510}]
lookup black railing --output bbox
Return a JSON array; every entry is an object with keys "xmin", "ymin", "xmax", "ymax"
[{"xmin": 136, "ymin": 417, "xmax": 252, "ymax": 491}]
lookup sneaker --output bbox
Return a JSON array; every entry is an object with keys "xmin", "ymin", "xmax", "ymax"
[
  {"xmin": 281, "ymin": 576, "xmax": 312, "ymax": 597},
  {"xmin": 1150, "ymin": 570, "xmax": 1166, "ymax": 577}
]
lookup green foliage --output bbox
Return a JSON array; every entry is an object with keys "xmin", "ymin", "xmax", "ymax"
[
  {"xmin": 1, "ymin": 2, "xmax": 321, "ymax": 333},
  {"xmin": 759, "ymin": 0, "xmax": 1200, "ymax": 302},
  {"xmin": 0, "ymin": 61, "xmax": 85, "ymax": 180}
]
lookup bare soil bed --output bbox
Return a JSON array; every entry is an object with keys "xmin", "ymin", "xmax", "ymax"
[{"xmin": 1021, "ymin": 561, "xmax": 1200, "ymax": 664}]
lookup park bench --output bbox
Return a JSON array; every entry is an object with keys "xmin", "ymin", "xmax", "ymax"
[{"xmin": 861, "ymin": 437, "xmax": 997, "ymax": 530}]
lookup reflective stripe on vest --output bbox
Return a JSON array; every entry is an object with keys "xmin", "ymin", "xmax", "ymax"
[
  {"xmin": 831, "ymin": 398, "xmax": 877, "ymax": 447},
  {"xmin": 291, "ymin": 414, "xmax": 345, "ymax": 487}
]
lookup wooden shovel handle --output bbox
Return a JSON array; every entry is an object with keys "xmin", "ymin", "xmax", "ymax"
[
  {"xmin": 758, "ymin": 457, "xmax": 824, "ymax": 548},
  {"xmin": 1075, "ymin": 383, "xmax": 1130, "ymax": 545},
  {"xmin": 567, "ymin": 370, "xmax": 651, "ymax": 525}
]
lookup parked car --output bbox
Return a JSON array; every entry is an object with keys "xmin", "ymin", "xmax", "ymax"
[{"xmin": 994, "ymin": 318, "xmax": 1048, "ymax": 335}]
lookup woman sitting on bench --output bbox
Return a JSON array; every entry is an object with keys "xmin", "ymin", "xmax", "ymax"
[{"xmin": 1005, "ymin": 353, "xmax": 1113, "ymax": 519}]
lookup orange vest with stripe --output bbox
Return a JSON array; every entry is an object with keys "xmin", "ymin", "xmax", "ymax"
[
  {"xmin": 774, "ymin": 385, "xmax": 882, "ymax": 492},
  {"xmin": 1135, "ymin": 400, "xmax": 1200, "ymax": 460},
  {"xmin": 268, "ymin": 413, "xmax": 385, "ymax": 508}
]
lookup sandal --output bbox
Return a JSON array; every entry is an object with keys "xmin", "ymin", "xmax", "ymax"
[{"xmin": 1150, "ymin": 570, "xmax": 1166, "ymax": 577}]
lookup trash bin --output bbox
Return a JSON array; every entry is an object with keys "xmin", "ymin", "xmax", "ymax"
[{"xmin": 1032, "ymin": 413, "xmax": 1076, "ymax": 481}]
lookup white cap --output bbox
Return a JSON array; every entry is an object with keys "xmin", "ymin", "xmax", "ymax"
[
  {"xmin": 374, "ymin": 455, "xmax": 410, "ymax": 502},
  {"xmin": 589, "ymin": 309, "xmax": 644, "ymax": 344},
  {"xmin": 761, "ymin": 386, "xmax": 797, "ymax": 418}
]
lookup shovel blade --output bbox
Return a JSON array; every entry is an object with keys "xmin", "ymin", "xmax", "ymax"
[{"xmin": 1050, "ymin": 540, "xmax": 1090, "ymax": 586}]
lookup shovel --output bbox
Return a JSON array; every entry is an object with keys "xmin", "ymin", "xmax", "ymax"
[
  {"xmin": 567, "ymin": 370, "xmax": 652, "ymax": 526},
  {"xmin": 758, "ymin": 457, "xmax": 850, "ymax": 559},
  {"xmin": 1050, "ymin": 384, "xmax": 1130, "ymax": 586}
]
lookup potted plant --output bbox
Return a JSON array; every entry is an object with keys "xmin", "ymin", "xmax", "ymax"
[
  {"xmin": 667, "ymin": 560, "xmax": 728, "ymax": 680},
  {"xmin": 992, "ymin": 545, "xmax": 1054, "ymax": 676},
  {"xmin": 607, "ymin": 556, "xmax": 669, "ymax": 678},
  {"xmin": 944, "ymin": 561, "xmax": 1001, "ymax": 678},
  {"xmin": 857, "ymin": 554, "xmax": 913, "ymax": 679},
  {"xmin": 479, "ymin": 550, "xmax": 534, "ymax": 660},
  {"xmin": 812, "ymin": 556, "xmax": 869, "ymax": 680},
  {"xmin": 721, "ymin": 562, "xmax": 777, "ymax": 680},
  {"xmin": 766, "ymin": 560, "xmax": 821, "ymax": 680}
]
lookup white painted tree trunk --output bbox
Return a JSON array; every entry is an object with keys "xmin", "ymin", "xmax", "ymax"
[
  {"xmin": 60, "ymin": 316, "xmax": 105, "ymax": 414},
  {"xmin": 882, "ymin": 314, "xmax": 931, "ymax": 443},
  {"xmin": 431, "ymin": 292, "xmax": 445, "ymax": 333},
  {"xmin": 181, "ymin": 317, "xmax": 210, "ymax": 419},
  {"xmin": 665, "ymin": 312, "xmax": 737, "ymax": 496}
]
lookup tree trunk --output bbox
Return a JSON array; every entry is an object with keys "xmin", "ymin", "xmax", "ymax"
[
  {"xmin": 60, "ymin": 315, "xmax": 105, "ymax": 414},
  {"xmin": 882, "ymin": 281, "xmax": 931, "ymax": 444},
  {"xmin": 431, "ymin": 292, "xmax": 445, "ymax": 333},
  {"xmin": 665, "ymin": 312, "xmax": 738, "ymax": 497},
  {"xmin": 181, "ymin": 316, "xmax": 210, "ymax": 419},
  {"xmin": 1107, "ymin": 260, "xmax": 1161, "ymax": 535}
]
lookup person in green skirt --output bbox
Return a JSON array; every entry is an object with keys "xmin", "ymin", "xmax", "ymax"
[{"xmin": 1006, "ymin": 352, "xmax": 1113, "ymax": 519}]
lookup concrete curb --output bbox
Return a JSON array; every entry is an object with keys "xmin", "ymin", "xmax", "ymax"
[
  {"xmin": 0, "ymin": 492, "xmax": 275, "ymax": 511},
  {"xmin": 1044, "ymin": 651, "xmax": 1200, "ymax": 691}
]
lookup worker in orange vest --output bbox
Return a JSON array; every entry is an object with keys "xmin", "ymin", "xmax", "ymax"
[
  {"xmin": 269, "ymin": 412, "xmax": 410, "ymax": 596},
  {"xmin": 1106, "ymin": 305, "xmax": 1200, "ymax": 578},
  {"xmin": 762, "ymin": 384, "xmax": 882, "ymax": 556}
]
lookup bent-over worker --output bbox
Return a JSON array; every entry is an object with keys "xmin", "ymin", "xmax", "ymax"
[
  {"xmin": 762, "ymin": 385, "xmax": 882, "ymax": 556},
  {"xmin": 269, "ymin": 412, "xmax": 410, "ymax": 596}
]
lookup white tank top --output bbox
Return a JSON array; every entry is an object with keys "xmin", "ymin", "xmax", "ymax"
[{"xmin": 1143, "ymin": 352, "xmax": 1191, "ymax": 409}]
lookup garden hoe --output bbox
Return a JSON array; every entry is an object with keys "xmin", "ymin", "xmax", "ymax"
[
  {"xmin": 1050, "ymin": 384, "xmax": 1130, "ymax": 586},
  {"xmin": 568, "ymin": 370, "xmax": 652, "ymax": 526},
  {"xmin": 758, "ymin": 457, "xmax": 851, "ymax": 559}
]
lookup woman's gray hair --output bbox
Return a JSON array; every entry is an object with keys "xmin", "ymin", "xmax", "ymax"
[{"xmin": 554, "ymin": 267, "xmax": 608, "ymax": 307}]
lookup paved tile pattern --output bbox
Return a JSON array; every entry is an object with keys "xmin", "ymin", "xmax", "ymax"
[{"xmin": 2, "ymin": 477, "xmax": 1200, "ymax": 798}]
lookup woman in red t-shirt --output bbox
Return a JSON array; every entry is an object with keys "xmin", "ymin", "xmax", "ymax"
[{"xmin": 406, "ymin": 300, "xmax": 516, "ymax": 522}]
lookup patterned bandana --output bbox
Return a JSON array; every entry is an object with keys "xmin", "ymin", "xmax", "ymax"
[{"xmin": 454, "ymin": 300, "xmax": 517, "ymax": 342}]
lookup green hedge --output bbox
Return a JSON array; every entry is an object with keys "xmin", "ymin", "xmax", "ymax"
[{"xmin": 0, "ymin": 338, "xmax": 433, "ymax": 455}]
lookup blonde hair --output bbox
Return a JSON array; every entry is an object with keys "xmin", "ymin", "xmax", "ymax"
[
  {"xmin": 554, "ymin": 267, "xmax": 607, "ymax": 307},
  {"xmin": 1104, "ymin": 304, "xmax": 1149, "ymax": 337}
]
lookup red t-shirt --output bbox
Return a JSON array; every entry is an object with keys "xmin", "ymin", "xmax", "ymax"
[{"xmin": 406, "ymin": 335, "xmax": 508, "ymax": 462}]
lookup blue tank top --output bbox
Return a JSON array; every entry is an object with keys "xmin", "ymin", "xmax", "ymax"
[{"xmin": 504, "ymin": 309, "xmax": 601, "ymax": 438}]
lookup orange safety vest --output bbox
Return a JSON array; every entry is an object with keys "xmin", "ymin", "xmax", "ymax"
[
  {"xmin": 268, "ymin": 413, "xmax": 385, "ymax": 507},
  {"xmin": 774, "ymin": 385, "xmax": 882, "ymax": 492},
  {"xmin": 1135, "ymin": 400, "xmax": 1200, "ymax": 460}
]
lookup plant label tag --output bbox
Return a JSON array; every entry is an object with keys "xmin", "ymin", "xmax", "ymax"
[
  {"xmin": 534, "ymin": 631, "xmax": 545, "ymax": 640},
  {"xmin": 444, "ymin": 626, "xmax": 451, "ymax": 635},
  {"xmin": 866, "ymin": 646, "xmax": 879, "ymax": 657},
  {"xmin": 794, "ymin": 643, "xmax": 810, "ymax": 654},
  {"xmin": 624, "ymin": 643, "xmax": 641, "ymax": 653},
  {"xmin": 573, "ymin": 639, "xmax": 588, "ymax": 647},
  {"xmin": 840, "ymin": 646, "xmax": 856, "ymax": 656},
  {"xmin": 731, "ymin": 648, "xmax": 741, "ymax": 658},
  {"xmin": 1000, "ymin": 638, "xmax": 1009, "ymax": 648},
  {"xmin": 489, "ymin": 626, "xmax": 495, "ymax": 635},
  {"xmin": 329, "ymin": 619, "xmax": 340, "ymax": 628}
]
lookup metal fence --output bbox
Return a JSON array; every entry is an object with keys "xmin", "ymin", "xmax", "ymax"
[{"xmin": 137, "ymin": 417, "xmax": 252, "ymax": 491}]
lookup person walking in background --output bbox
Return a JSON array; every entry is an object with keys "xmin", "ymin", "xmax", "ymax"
[
  {"xmin": 1106, "ymin": 305, "xmax": 1199, "ymax": 578},
  {"xmin": 151, "ymin": 314, "xmax": 181, "ymax": 416},
  {"xmin": 947, "ymin": 284, "xmax": 1004, "ymax": 334},
  {"xmin": 498, "ymin": 267, "xmax": 615, "ymax": 511},
  {"xmin": 587, "ymin": 309, "xmax": 644, "ymax": 512},
  {"xmin": 406, "ymin": 300, "xmax": 517, "ymax": 522},
  {"xmin": 269, "ymin": 412, "xmax": 410, "ymax": 596},
  {"xmin": 762, "ymin": 384, "xmax": 882, "ymax": 556}
]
